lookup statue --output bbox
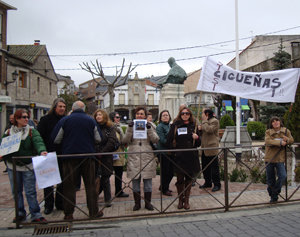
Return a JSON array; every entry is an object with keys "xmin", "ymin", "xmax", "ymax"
[{"xmin": 163, "ymin": 57, "xmax": 187, "ymax": 84}]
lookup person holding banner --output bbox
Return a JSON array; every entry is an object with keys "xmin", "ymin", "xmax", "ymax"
[
  {"xmin": 0, "ymin": 109, "xmax": 48, "ymax": 223},
  {"xmin": 199, "ymin": 108, "xmax": 221, "ymax": 192},
  {"xmin": 265, "ymin": 116, "xmax": 294, "ymax": 203},
  {"xmin": 37, "ymin": 98, "xmax": 66, "ymax": 215},
  {"xmin": 167, "ymin": 106, "xmax": 201, "ymax": 210},
  {"xmin": 123, "ymin": 107, "xmax": 159, "ymax": 211}
]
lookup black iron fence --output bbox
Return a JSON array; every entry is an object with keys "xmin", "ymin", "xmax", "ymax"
[{"xmin": 11, "ymin": 143, "xmax": 300, "ymax": 228}]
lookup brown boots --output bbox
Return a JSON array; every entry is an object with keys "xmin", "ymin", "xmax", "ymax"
[
  {"xmin": 176, "ymin": 183, "xmax": 192, "ymax": 210},
  {"xmin": 176, "ymin": 184, "xmax": 184, "ymax": 209},
  {"xmin": 184, "ymin": 183, "xmax": 192, "ymax": 210},
  {"xmin": 133, "ymin": 192, "xmax": 154, "ymax": 211}
]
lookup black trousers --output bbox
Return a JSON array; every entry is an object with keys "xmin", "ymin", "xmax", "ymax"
[
  {"xmin": 113, "ymin": 166, "xmax": 124, "ymax": 195},
  {"xmin": 160, "ymin": 153, "xmax": 174, "ymax": 193},
  {"xmin": 43, "ymin": 160, "xmax": 64, "ymax": 210},
  {"xmin": 99, "ymin": 175, "xmax": 112, "ymax": 202},
  {"xmin": 201, "ymin": 153, "xmax": 221, "ymax": 187}
]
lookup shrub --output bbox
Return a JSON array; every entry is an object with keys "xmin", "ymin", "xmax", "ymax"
[
  {"xmin": 250, "ymin": 167, "xmax": 262, "ymax": 183},
  {"xmin": 229, "ymin": 168, "xmax": 248, "ymax": 182},
  {"xmin": 294, "ymin": 166, "xmax": 300, "ymax": 182},
  {"xmin": 247, "ymin": 121, "xmax": 266, "ymax": 140},
  {"xmin": 220, "ymin": 114, "xmax": 235, "ymax": 129}
]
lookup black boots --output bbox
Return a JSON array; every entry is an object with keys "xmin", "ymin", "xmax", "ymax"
[
  {"xmin": 133, "ymin": 192, "xmax": 141, "ymax": 211},
  {"xmin": 144, "ymin": 192, "xmax": 154, "ymax": 211},
  {"xmin": 133, "ymin": 192, "xmax": 154, "ymax": 211},
  {"xmin": 176, "ymin": 184, "xmax": 184, "ymax": 209}
]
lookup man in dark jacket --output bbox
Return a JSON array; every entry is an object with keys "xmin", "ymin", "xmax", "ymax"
[
  {"xmin": 51, "ymin": 101, "xmax": 103, "ymax": 220},
  {"xmin": 37, "ymin": 98, "xmax": 66, "ymax": 215}
]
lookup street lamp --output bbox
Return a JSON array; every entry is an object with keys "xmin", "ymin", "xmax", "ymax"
[{"xmin": 5, "ymin": 70, "xmax": 18, "ymax": 96}]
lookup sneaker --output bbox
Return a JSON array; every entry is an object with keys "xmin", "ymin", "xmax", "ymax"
[
  {"xmin": 31, "ymin": 217, "xmax": 48, "ymax": 224},
  {"xmin": 13, "ymin": 215, "xmax": 26, "ymax": 223}
]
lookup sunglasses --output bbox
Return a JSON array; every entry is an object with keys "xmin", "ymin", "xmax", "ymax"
[
  {"xmin": 115, "ymin": 116, "xmax": 121, "ymax": 119},
  {"xmin": 181, "ymin": 112, "xmax": 190, "ymax": 116},
  {"xmin": 21, "ymin": 116, "xmax": 29, "ymax": 119}
]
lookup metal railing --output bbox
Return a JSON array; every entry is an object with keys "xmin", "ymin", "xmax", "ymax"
[{"xmin": 10, "ymin": 143, "xmax": 300, "ymax": 228}]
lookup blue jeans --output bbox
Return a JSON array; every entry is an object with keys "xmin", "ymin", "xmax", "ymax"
[
  {"xmin": 265, "ymin": 162, "xmax": 286, "ymax": 199},
  {"xmin": 7, "ymin": 168, "xmax": 42, "ymax": 220},
  {"xmin": 132, "ymin": 177, "xmax": 152, "ymax": 192}
]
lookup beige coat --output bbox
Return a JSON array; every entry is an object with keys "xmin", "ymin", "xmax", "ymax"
[
  {"xmin": 201, "ymin": 117, "xmax": 220, "ymax": 156},
  {"xmin": 113, "ymin": 124, "xmax": 126, "ymax": 167},
  {"xmin": 122, "ymin": 125, "xmax": 159, "ymax": 180},
  {"xmin": 264, "ymin": 127, "xmax": 294, "ymax": 163}
]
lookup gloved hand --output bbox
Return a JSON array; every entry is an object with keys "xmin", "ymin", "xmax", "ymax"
[
  {"xmin": 146, "ymin": 122, "xmax": 152, "ymax": 129},
  {"xmin": 128, "ymin": 121, "xmax": 134, "ymax": 127}
]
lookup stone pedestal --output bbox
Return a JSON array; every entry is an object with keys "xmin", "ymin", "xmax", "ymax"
[
  {"xmin": 159, "ymin": 84, "xmax": 185, "ymax": 120},
  {"xmin": 220, "ymin": 126, "xmax": 252, "ymax": 159}
]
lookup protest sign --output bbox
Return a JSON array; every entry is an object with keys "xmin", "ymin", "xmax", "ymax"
[
  {"xmin": 197, "ymin": 57, "xmax": 300, "ymax": 103},
  {"xmin": 0, "ymin": 133, "xmax": 22, "ymax": 156},
  {"xmin": 133, "ymin": 119, "xmax": 147, "ymax": 139},
  {"xmin": 32, "ymin": 152, "xmax": 61, "ymax": 189}
]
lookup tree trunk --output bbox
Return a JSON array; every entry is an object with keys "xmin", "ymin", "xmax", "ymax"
[{"xmin": 108, "ymin": 86, "xmax": 115, "ymax": 113}]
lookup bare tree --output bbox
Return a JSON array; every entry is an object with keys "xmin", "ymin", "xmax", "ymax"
[{"xmin": 80, "ymin": 58, "xmax": 137, "ymax": 113}]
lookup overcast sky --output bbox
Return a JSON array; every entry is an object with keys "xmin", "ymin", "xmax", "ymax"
[{"xmin": 4, "ymin": 0, "xmax": 300, "ymax": 86}]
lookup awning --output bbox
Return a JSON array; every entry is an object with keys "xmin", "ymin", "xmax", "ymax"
[
  {"xmin": 225, "ymin": 106, "xmax": 234, "ymax": 111},
  {"xmin": 241, "ymin": 105, "xmax": 250, "ymax": 110}
]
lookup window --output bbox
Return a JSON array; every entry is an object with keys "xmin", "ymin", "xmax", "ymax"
[
  {"xmin": 148, "ymin": 94, "xmax": 154, "ymax": 105},
  {"xmin": 37, "ymin": 77, "xmax": 40, "ymax": 92},
  {"xmin": 18, "ymin": 71, "xmax": 27, "ymax": 88},
  {"xmin": 49, "ymin": 82, "xmax": 52, "ymax": 95},
  {"xmin": 134, "ymin": 94, "xmax": 139, "ymax": 105},
  {"xmin": 119, "ymin": 93, "xmax": 125, "ymax": 105}
]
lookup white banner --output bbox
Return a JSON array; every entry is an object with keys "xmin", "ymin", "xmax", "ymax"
[
  {"xmin": 197, "ymin": 57, "xmax": 300, "ymax": 103},
  {"xmin": 32, "ymin": 152, "xmax": 61, "ymax": 189},
  {"xmin": 0, "ymin": 133, "xmax": 22, "ymax": 156}
]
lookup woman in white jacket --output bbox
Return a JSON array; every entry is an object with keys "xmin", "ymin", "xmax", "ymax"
[{"xmin": 122, "ymin": 107, "xmax": 159, "ymax": 211}]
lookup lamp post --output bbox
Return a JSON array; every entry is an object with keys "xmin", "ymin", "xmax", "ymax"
[{"xmin": 5, "ymin": 70, "xmax": 18, "ymax": 96}]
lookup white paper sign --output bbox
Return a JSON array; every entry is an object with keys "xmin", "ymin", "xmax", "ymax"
[
  {"xmin": 133, "ymin": 119, "xmax": 147, "ymax": 139},
  {"xmin": 177, "ymin": 127, "xmax": 188, "ymax": 135},
  {"xmin": 32, "ymin": 152, "xmax": 62, "ymax": 189},
  {"xmin": 0, "ymin": 133, "xmax": 22, "ymax": 156},
  {"xmin": 197, "ymin": 57, "xmax": 300, "ymax": 103}
]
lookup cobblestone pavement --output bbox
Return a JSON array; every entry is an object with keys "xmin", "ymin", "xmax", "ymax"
[{"xmin": 2, "ymin": 203, "xmax": 300, "ymax": 236}]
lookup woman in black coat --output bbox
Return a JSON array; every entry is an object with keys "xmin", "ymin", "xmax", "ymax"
[
  {"xmin": 94, "ymin": 109, "xmax": 119, "ymax": 207},
  {"xmin": 167, "ymin": 106, "xmax": 201, "ymax": 210}
]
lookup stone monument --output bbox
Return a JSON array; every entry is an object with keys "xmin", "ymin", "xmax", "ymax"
[{"xmin": 159, "ymin": 57, "xmax": 187, "ymax": 119}]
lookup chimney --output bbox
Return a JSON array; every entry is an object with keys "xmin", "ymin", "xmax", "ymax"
[{"xmin": 34, "ymin": 40, "xmax": 40, "ymax": 45}]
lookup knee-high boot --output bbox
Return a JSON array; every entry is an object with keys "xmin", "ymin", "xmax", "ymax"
[
  {"xmin": 176, "ymin": 184, "xmax": 184, "ymax": 209},
  {"xmin": 184, "ymin": 183, "xmax": 192, "ymax": 210},
  {"xmin": 144, "ymin": 192, "xmax": 154, "ymax": 211},
  {"xmin": 133, "ymin": 192, "xmax": 141, "ymax": 211}
]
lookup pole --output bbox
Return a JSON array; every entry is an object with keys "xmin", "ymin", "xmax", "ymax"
[{"xmin": 235, "ymin": 0, "xmax": 242, "ymax": 160}]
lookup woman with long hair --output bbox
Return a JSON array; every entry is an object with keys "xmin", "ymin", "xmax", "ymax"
[
  {"xmin": 109, "ymin": 111, "xmax": 129, "ymax": 198},
  {"xmin": 167, "ymin": 106, "xmax": 201, "ymax": 210},
  {"xmin": 0, "ymin": 109, "xmax": 47, "ymax": 223},
  {"xmin": 156, "ymin": 110, "xmax": 173, "ymax": 196},
  {"xmin": 93, "ymin": 109, "xmax": 119, "ymax": 207},
  {"xmin": 122, "ymin": 107, "xmax": 159, "ymax": 211}
]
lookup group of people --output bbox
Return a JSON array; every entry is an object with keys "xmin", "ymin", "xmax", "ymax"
[{"xmin": 0, "ymin": 98, "xmax": 294, "ymax": 224}]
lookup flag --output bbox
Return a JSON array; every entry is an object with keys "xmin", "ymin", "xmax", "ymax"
[{"xmin": 197, "ymin": 57, "xmax": 300, "ymax": 103}]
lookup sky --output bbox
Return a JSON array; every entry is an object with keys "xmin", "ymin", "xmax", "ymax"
[{"xmin": 4, "ymin": 0, "xmax": 300, "ymax": 86}]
